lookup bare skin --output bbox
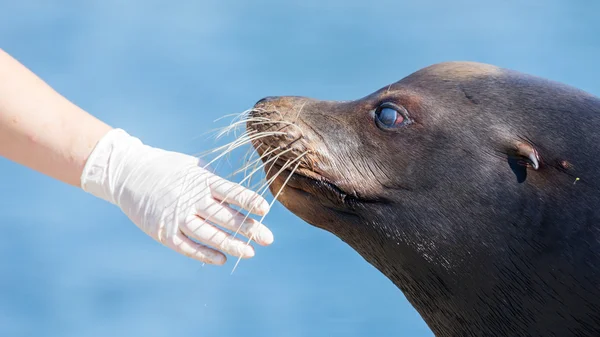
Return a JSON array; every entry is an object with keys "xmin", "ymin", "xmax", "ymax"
[{"xmin": 0, "ymin": 48, "xmax": 113, "ymax": 187}]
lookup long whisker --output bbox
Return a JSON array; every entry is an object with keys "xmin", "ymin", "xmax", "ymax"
[
  {"xmin": 231, "ymin": 143, "xmax": 271, "ymax": 188},
  {"xmin": 238, "ymin": 142, "xmax": 262, "ymax": 178},
  {"xmin": 186, "ymin": 109, "xmax": 256, "ymax": 143},
  {"xmin": 203, "ymin": 148, "xmax": 293, "ymax": 244},
  {"xmin": 169, "ymin": 134, "xmax": 291, "ymax": 226},
  {"xmin": 195, "ymin": 146, "xmax": 296, "ymax": 231},
  {"xmin": 230, "ymin": 148, "xmax": 265, "ymax": 177},
  {"xmin": 216, "ymin": 129, "xmax": 258, "ymax": 171},
  {"xmin": 237, "ymin": 147, "xmax": 296, "ymax": 188},
  {"xmin": 190, "ymin": 129, "xmax": 257, "ymax": 159},
  {"xmin": 189, "ymin": 110, "xmax": 279, "ymax": 159},
  {"xmin": 229, "ymin": 151, "xmax": 309, "ymax": 264},
  {"xmin": 244, "ymin": 144, "xmax": 270, "ymax": 188},
  {"xmin": 191, "ymin": 107, "xmax": 302, "ymax": 162},
  {"xmin": 187, "ymin": 107, "xmax": 312, "ymax": 273},
  {"xmin": 293, "ymin": 102, "xmax": 307, "ymax": 124},
  {"xmin": 213, "ymin": 111, "xmax": 249, "ymax": 123},
  {"xmin": 251, "ymin": 119, "xmax": 305, "ymax": 137},
  {"xmin": 199, "ymin": 130, "xmax": 285, "ymax": 169},
  {"xmin": 182, "ymin": 141, "xmax": 292, "ymax": 245},
  {"xmin": 201, "ymin": 131, "xmax": 257, "ymax": 174},
  {"xmin": 232, "ymin": 145, "xmax": 278, "ymax": 177},
  {"xmin": 161, "ymin": 133, "xmax": 277, "ymax": 218},
  {"xmin": 214, "ymin": 117, "xmax": 271, "ymax": 140},
  {"xmin": 209, "ymin": 117, "xmax": 268, "ymax": 137},
  {"xmin": 230, "ymin": 151, "xmax": 308, "ymax": 274},
  {"xmin": 250, "ymin": 120, "xmax": 295, "ymax": 126},
  {"xmin": 211, "ymin": 131, "xmax": 285, "ymax": 170}
]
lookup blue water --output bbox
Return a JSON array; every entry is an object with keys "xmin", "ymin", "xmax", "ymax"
[{"xmin": 1, "ymin": 1, "xmax": 598, "ymax": 336}]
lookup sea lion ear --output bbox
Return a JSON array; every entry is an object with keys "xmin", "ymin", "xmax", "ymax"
[{"xmin": 516, "ymin": 141, "xmax": 540, "ymax": 170}]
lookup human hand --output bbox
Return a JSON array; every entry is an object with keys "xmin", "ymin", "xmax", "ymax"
[{"xmin": 80, "ymin": 128, "xmax": 273, "ymax": 265}]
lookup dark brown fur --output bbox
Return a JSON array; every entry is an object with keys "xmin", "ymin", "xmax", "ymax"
[{"xmin": 247, "ymin": 61, "xmax": 600, "ymax": 337}]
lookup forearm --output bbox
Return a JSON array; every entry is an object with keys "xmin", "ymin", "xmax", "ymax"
[{"xmin": 0, "ymin": 48, "xmax": 112, "ymax": 187}]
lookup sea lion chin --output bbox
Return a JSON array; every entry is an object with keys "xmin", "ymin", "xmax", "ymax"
[{"xmin": 246, "ymin": 61, "xmax": 600, "ymax": 337}]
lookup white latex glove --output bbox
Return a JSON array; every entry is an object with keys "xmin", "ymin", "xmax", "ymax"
[{"xmin": 80, "ymin": 128, "xmax": 273, "ymax": 265}]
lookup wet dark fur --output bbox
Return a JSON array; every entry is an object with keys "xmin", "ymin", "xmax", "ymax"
[{"xmin": 247, "ymin": 62, "xmax": 600, "ymax": 337}]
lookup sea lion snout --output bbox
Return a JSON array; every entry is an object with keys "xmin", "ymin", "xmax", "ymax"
[
  {"xmin": 252, "ymin": 95, "xmax": 309, "ymax": 114},
  {"xmin": 254, "ymin": 96, "xmax": 279, "ymax": 106},
  {"xmin": 249, "ymin": 95, "xmax": 309, "ymax": 141}
]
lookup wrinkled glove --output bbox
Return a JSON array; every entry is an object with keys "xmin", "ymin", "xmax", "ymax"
[{"xmin": 80, "ymin": 128, "xmax": 273, "ymax": 265}]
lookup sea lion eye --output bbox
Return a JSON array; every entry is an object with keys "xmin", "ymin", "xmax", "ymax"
[{"xmin": 374, "ymin": 103, "xmax": 411, "ymax": 129}]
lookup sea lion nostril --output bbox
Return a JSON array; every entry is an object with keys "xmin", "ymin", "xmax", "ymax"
[{"xmin": 255, "ymin": 96, "xmax": 280, "ymax": 106}]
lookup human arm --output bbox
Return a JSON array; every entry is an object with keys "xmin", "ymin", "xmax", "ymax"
[
  {"xmin": 0, "ymin": 48, "xmax": 273, "ymax": 264},
  {"xmin": 0, "ymin": 48, "xmax": 112, "ymax": 187}
]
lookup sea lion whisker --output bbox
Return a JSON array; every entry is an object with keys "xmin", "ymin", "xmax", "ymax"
[
  {"xmin": 280, "ymin": 136, "xmax": 303, "ymax": 150},
  {"xmin": 264, "ymin": 151, "xmax": 309, "ymax": 209},
  {"xmin": 230, "ymin": 152, "xmax": 309, "ymax": 274},
  {"xmin": 212, "ymin": 108, "xmax": 252, "ymax": 123},
  {"xmin": 165, "ymin": 144, "xmax": 287, "ymax": 226},
  {"xmin": 214, "ymin": 117, "xmax": 273, "ymax": 140},
  {"xmin": 188, "ymin": 109, "xmax": 262, "ymax": 142},
  {"xmin": 236, "ymin": 147, "xmax": 296, "ymax": 188},
  {"xmin": 232, "ymin": 144, "xmax": 273, "ymax": 177},
  {"xmin": 212, "ymin": 112, "xmax": 244, "ymax": 122},
  {"xmin": 293, "ymin": 101, "xmax": 307, "ymax": 124},
  {"xmin": 233, "ymin": 146, "xmax": 284, "ymax": 184},
  {"xmin": 241, "ymin": 144, "xmax": 278, "ymax": 187},
  {"xmin": 199, "ymin": 131, "xmax": 286, "ymax": 169},
  {"xmin": 228, "ymin": 158, "xmax": 294, "ymax": 274},
  {"xmin": 250, "ymin": 120, "xmax": 304, "ymax": 137},
  {"xmin": 225, "ymin": 150, "xmax": 301, "ymax": 244},
  {"xmin": 195, "ymin": 147, "xmax": 296, "ymax": 242},
  {"xmin": 197, "ymin": 132, "xmax": 257, "ymax": 169},
  {"xmin": 249, "ymin": 107, "xmax": 283, "ymax": 119},
  {"xmin": 190, "ymin": 130, "xmax": 258, "ymax": 159},
  {"xmin": 244, "ymin": 144, "xmax": 270, "ymax": 188},
  {"xmin": 184, "ymin": 143, "xmax": 267, "ymax": 186},
  {"xmin": 197, "ymin": 136, "xmax": 256, "ymax": 175},
  {"xmin": 202, "ymin": 117, "xmax": 268, "ymax": 140},
  {"xmin": 244, "ymin": 145, "xmax": 294, "ymax": 195},
  {"xmin": 203, "ymin": 147, "xmax": 305, "ymax": 272},
  {"xmin": 237, "ymin": 141, "xmax": 262, "ymax": 177},
  {"xmin": 220, "ymin": 131, "xmax": 281, "ymax": 166},
  {"xmin": 239, "ymin": 143, "xmax": 261, "ymax": 177},
  {"xmin": 179, "ymin": 154, "xmax": 289, "ymax": 267},
  {"xmin": 251, "ymin": 120, "xmax": 295, "ymax": 127},
  {"xmin": 249, "ymin": 107, "xmax": 308, "ymax": 136}
]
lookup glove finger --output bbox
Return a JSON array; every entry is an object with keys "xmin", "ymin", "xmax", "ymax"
[
  {"xmin": 208, "ymin": 177, "xmax": 270, "ymax": 216},
  {"xmin": 169, "ymin": 231, "xmax": 227, "ymax": 265},
  {"xmin": 180, "ymin": 215, "xmax": 256, "ymax": 259},
  {"xmin": 195, "ymin": 201, "xmax": 274, "ymax": 246}
]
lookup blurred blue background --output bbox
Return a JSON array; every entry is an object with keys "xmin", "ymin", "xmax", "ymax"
[{"xmin": 0, "ymin": 1, "xmax": 598, "ymax": 336}]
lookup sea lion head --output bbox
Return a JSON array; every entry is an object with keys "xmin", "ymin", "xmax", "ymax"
[{"xmin": 246, "ymin": 61, "xmax": 600, "ymax": 336}]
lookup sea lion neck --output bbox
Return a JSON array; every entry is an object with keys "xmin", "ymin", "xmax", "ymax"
[{"xmin": 352, "ymin": 207, "xmax": 600, "ymax": 337}]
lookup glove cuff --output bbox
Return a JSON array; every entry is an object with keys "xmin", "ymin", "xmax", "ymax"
[{"xmin": 80, "ymin": 128, "xmax": 143, "ymax": 204}]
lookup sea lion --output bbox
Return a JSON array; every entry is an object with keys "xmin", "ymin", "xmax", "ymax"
[{"xmin": 246, "ymin": 61, "xmax": 600, "ymax": 337}]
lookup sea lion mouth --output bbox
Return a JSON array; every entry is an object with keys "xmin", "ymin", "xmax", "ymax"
[
  {"xmin": 288, "ymin": 168, "xmax": 349, "ymax": 199},
  {"xmin": 267, "ymin": 157, "xmax": 386, "ymax": 206},
  {"xmin": 268, "ymin": 158, "xmax": 351, "ymax": 204}
]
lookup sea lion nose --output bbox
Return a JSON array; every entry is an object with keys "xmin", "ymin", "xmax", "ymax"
[{"xmin": 255, "ymin": 96, "xmax": 280, "ymax": 106}]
